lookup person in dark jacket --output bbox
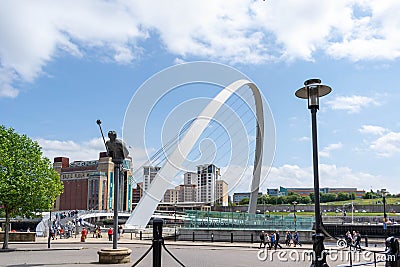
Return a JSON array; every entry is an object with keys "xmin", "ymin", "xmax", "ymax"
[
  {"xmin": 274, "ymin": 230, "xmax": 282, "ymax": 249},
  {"xmin": 259, "ymin": 231, "xmax": 266, "ymax": 248}
]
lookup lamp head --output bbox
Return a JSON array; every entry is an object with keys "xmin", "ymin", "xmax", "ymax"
[
  {"xmin": 295, "ymin": 78, "xmax": 332, "ymax": 109},
  {"xmin": 381, "ymin": 189, "xmax": 387, "ymax": 197}
]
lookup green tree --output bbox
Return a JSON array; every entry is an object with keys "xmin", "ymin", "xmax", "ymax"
[
  {"xmin": 363, "ymin": 192, "xmax": 375, "ymax": 199},
  {"xmin": 309, "ymin": 192, "xmax": 315, "ymax": 203},
  {"xmin": 0, "ymin": 126, "xmax": 63, "ymax": 249},
  {"xmin": 320, "ymin": 193, "xmax": 337, "ymax": 203},
  {"xmin": 267, "ymin": 196, "xmax": 278, "ymax": 205},
  {"xmin": 300, "ymin": 196, "xmax": 312, "ymax": 204},
  {"xmin": 239, "ymin": 197, "xmax": 249, "ymax": 205},
  {"xmin": 286, "ymin": 193, "xmax": 301, "ymax": 204},
  {"xmin": 336, "ymin": 192, "xmax": 350, "ymax": 201}
]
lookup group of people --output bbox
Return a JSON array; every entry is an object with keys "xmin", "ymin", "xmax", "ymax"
[
  {"xmin": 259, "ymin": 230, "xmax": 302, "ymax": 249},
  {"xmin": 345, "ymin": 230, "xmax": 362, "ymax": 250},
  {"xmin": 284, "ymin": 231, "xmax": 302, "ymax": 247},
  {"xmin": 49, "ymin": 211, "xmax": 84, "ymax": 240}
]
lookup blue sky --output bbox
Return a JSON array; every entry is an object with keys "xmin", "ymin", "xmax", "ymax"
[{"xmin": 1, "ymin": 1, "xmax": 400, "ymax": 194}]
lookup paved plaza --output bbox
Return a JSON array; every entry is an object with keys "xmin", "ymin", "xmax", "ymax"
[{"xmin": 0, "ymin": 234, "xmax": 388, "ymax": 267}]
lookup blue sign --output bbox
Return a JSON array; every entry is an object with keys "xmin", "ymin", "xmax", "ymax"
[{"xmin": 108, "ymin": 172, "xmax": 113, "ymax": 209}]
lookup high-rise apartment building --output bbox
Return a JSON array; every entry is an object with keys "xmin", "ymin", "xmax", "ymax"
[
  {"xmin": 216, "ymin": 180, "xmax": 228, "ymax": 206},
  {"xmin": 180, "ymin": 184, "xmax": 197, "ymax": 202},
  {"xmin": 184, "ymin": 172, "xmax": 197, "ymax": 186},
  {"xmin": 161, "ymin": 165, "xmax": 228, "ymax": 205},
  {"xmin": 164, "ymin": 186, "xmax": 180, "ymax": 203},
  {"xmin": 132, "ymin": 182, "xmax": 143, "ymax": 204},
  {"xmin": 197, "ymin": 164, "xmax": 220, "ymax": 205},
  {"xmin": 143, "ymin": 166, "xmax": 161, "ymax": 191}
]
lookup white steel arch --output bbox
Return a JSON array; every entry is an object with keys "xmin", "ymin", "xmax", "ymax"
[{"xmin": 126, "ymin": 79, "xmax": 264, "ymax": 228}]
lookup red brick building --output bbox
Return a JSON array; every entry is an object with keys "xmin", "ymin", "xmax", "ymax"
[{"xmin": 53, "ymin": 152, "xmax": 133, "ymax": 211}]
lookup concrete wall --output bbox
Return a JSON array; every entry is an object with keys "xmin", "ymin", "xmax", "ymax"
[
  {"xmin": 0, "ymin": 232, "xmax": 36, "ymax": 242},
  {"xmin": 178, "ymin": 229, "xmax": 313, "ymax": 243}
]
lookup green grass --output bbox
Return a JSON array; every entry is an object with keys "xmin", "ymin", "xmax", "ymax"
[
  {"xmin": 255, "ymin": 197, "xmax": 400, "ymax": 207},
  {"xmin": 324, "ymin": 197, "xmax": 400, "ymax": 205},
  {"xmin": 264, "ymin": 211, "xmax": 398, "ymax": 217}
]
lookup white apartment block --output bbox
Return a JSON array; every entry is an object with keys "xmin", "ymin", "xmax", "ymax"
[{"xmin": 197, "ymin": 164, "xmax": 220, "ymax": 205}]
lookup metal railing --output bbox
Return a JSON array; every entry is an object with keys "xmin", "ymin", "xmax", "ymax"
[{"xmin": 184, "ymin": 210, "xmax": 314, "ymax": 231}]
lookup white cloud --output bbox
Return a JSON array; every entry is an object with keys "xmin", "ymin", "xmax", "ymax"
[
  {"xmin": 358, "ymin": 125, "xmax": 400, "ymax": 157},
  {"xmin": 2, "ymin": 1, "xmax": 400, "ymax": 97},
  {"xmin": 0, "ymin": 67, "xmax": 19, "ymax": 98},
  {"xmin": 370, "ymin": 131, "xmax": 400, "ymax": 157},
  {"xmin": 36, "ymin": 136, "xmax": 159, "ymax": 171},
  {"xmin": 113, "ymin": 46, "xmax": 135, "ymax": 64},
  {"xmin": 298, "ymin": 136, "xmax": 311, "ymax": 142},
  {"xmin": 320, "ymin": 142, "xmax": 343, "ymax": 158},
  {"xmin": 36, "ymin": 137, "xmax": 105, "ymax": 162},
  {"xmin": 326, "ymin": 95, "xmax": 380, "ymax": 113},
  {"xmin": 359, "ymin": 125, "xmax": 388, "ymax": 135},
  {"xmin": 264, "ymin": 164, "xmax": 380, "ymax": 192},
  {"xmin": 0, "ymin": 0, "xmax": 145, "ymax": 97},
  {"xmin": 327, "ymin": 1, "xmax": 400, "ymax": 61}
]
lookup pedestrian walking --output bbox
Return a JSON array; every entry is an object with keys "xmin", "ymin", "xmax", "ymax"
[
  {"xmin": 270, "ymin": 232, "xmax": 275, "ymax": 249},
  {"xmin": 265, "ymin": 233, "xmax": 271, "ymax": 249},
  {"xmin": 354, "ymin": 231, "xmax": 362, "ymax": 251},
  {"xmin": 293, "ymin": 231, "xmax": 302, "ymax": 247},
  {"xmin": 259, "ymin": 231, "xmax": 266, "ymax": 248},
  {"xmin": 118, "ymin": 225, "xmax": 123, "ymax": 240},
  {"xmin": 274, "ymin": 230, "xmax": 282, "ymax": 249},
  {"xmin": 108, "ymin": 227, "xmax": 113, "ymax": 241},
  {"xmin": 345, "ymin": 231, "xmax": 352, "ymax": 248},
  {"xmin": 285, "ymin": 231, "xmax": 292, "ymax": 247},
  {"xmin": 81, "ymin": 227, "xmax": 87, "ymax": 242}
]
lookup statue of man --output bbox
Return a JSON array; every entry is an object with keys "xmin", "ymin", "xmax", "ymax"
[{"xmin": 105, "ymin": 130, "xmax": 129, "ymax": 164}]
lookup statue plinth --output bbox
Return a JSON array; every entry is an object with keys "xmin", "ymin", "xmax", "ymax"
[{"xmin": 98, "ymin": 247, "xmax": 132, "ymax": 264}]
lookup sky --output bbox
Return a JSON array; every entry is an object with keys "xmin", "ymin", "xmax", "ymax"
[{"xmin": 1, "ymin": 0, "xmax": 400, "ymax": 195}]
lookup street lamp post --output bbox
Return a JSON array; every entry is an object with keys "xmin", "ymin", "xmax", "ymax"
[
  {"xmin": 381, "ymin": 189, "xmax": 387, "ymax": 236},
  {"xmin": 296, "ymin": 78, "xmax": 332, "ymax": 267},
  {"xmin": 293, "ymin": 201, "xmax": 298, "ymax": 232},
  {"xmin": 48, "ymin": 209, "xmax": 52, "ymax": 249},
  {"xmin": 351, "ymin": 201, "xmax": 354, "ymax": 224},
  {"xmin": 174, "ymin": 202, "xmax": 177, "ymax": 242}
]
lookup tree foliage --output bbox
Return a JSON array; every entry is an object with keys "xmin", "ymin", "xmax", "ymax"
[
  {"xmin": 241, "ymin": 191, "xmax": 356, "ymax": 206},
  {"xmin": 239, "ymin": 197, "xmax": 249, "ymax": 205},
  {"xmin": 0, "ymin": 125, "xmax": 63, "ymax": 249},
  {"xmin": 363, "ymin": 191, "xmax": 377, "ymax": 199},
  {"xmin": 308, "ymin": 192, "xmax": 354, "ymax": 203}
]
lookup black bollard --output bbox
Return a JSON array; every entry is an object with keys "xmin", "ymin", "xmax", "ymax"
[
  {"xmin": 140, "ymin": 231, "xmax": 142, "ymax": 240},
  {"xmin": 231, "ymin": 233, "xmax": 233, "ymax": 243},
  {"xmin": 365, "ymin": 235, "xmax": 368, "ymax": 247},
  {"xmin": 192, "ymin": 232, "xmax": 195, "ymax": 242},
  {"xmin": 153, "ymin": 219, "xmax": 163, "ymax": 267},
  {"xmin": 251, "ymin": 233, "xmax": 254, "ymax": 243}
]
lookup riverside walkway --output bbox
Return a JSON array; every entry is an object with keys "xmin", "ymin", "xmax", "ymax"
[{"xmin": 0, "ymin": 233, "xmax": 389, "ymax": 267}]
